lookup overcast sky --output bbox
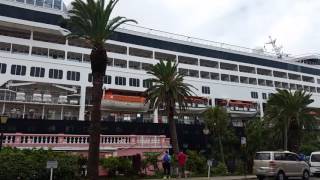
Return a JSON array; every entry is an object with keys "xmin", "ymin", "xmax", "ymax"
[{"xmin": 64, "ymin": 0, "xmax": 320, "ymax": 55}]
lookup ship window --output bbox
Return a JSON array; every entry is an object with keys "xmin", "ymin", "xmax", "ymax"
[
  {"xmin": 275, "ymin": 81, "xmax": 282, "ymax": 88},
  {"xmin": 0, "ymin": 25, "xmax": 30, "ymax": 39},
  {"xmin": 240, "ymin": 76, "xmax": 249, "ymax": 84},
  {"xmin": 258, "ymin": 79, "xmax": 266, "ymax": 86},
  {"xmin": 266, "ymin": 80, "xmax": 273, "ymax": 87},
  {"xmin": 67, "ymin": 52, "xmax": 82, "ymax": 62},
  {"xmin": 0, "ymin": 63, "xmax": 7, "ymax": 74},
  {"xmin": 210, "ymin": 72, "xmax": 219, "ymax": 80},
  {"xmin": 26, "ymin": 0, "xmax": 35, "ymax": 5},
  {"xmin": 36, "ymin": 0, "xmax": 44, "ymax": 6},
  {"xmin": 129, "ymin": 61, "xmax": 141, "ymax": 70},
  {"xmin": 49, "ymin": 69, "xmax": 63, "ymax": 79},
  {"xmin": 67, "ymin": 71, "xmax": 80, "ymax": 81},
  {"xmin": 290, "ymin": 83, "xmax": 296, "ymax": 90},
  {"xmin": 129, "ymin": 78, "xmax": 140, "ymax": 87},
  {"xmin": 107, "ymin": 58, "xmax": 113, "ymax": 66},
  {"xmin": 304, "ymin": 85, "xmax": 310, "ymax": 92},
  {"xmin": 16, "ymin": 0, "xmax": 25, "ymax": 3},
  {"xmin": 30, "ymin": 67, "xmax": 45, "ymax": 77},
  {"xmin": 188, "ymin": 69, "xmax": 199, "ymax": 78},
  {"xmin": 178, "ymin": 56, "xmax": 198, "ymax": 65},
  {"xmin": 53, "ymin": 0, "xmax": 62, "ymax": 9},
  {"xmin": 297, "ymin": 84, "xmax": 303, "ymax": 90},
  {"xmin": 273, "ymin": 71, "xmax": 287, "ymax": 79},
  {"xmin": 68, "ymin": 38, "xmax": 90, "ymax": 48},
  {"xmin": 11, "ymin": 65, "xmax": 26, "ymax": 76},
  {"xmin": 302, "ymin": 75, "xmax": 315, "ymax": 83},
  {"xmin": 155, "ymin": 52, "xmax": 176, "ymax": 61},
  {"xmin": 104, "ymin": 75, "xmax": 112, "ymax": 84},
  {"xmin": 202, "ymin": 86, "xmax": 210, "ymax": 94},
  {"xmin": 0, "ymin": 42, "xmax": 11, "ymax": 52},
  {"xmin": 220, "ymin": 62, "xmax": 238, "ymax": 71},
  {"xmin": 317, "ymin": 87, "xmax": 320, "ymax": 93},
  {"xmin": 200, "ymin": 71, "xmax": 210, "ymax": 79},
  {"xmin": 251, "ymin": 92, "xmax": 258, "ymax": 99},
  {"xmin": 114, "ymin": 59, "xmax": 127, "ymax": 68},
  {"xmin": 49, "ymin": 49, "xmax": 65, "ymax": 60},
  {"xmin": 141, "ymin": 63, "xmax": 153, "ymax": 71},
  {"xmin": 249, "ymin": 78, "xmax": 257, "ymax": 85},
  {"xmin": 221, "ymin": 74, "xmax": 230, "ymax": 81},
  {"xmin": 239, "ymin": 65, "xmax": 256, "ymax": 74},
  {"xmin": 262, "ymin": 93, "xmax": 267, "ymax": 100},
  {"xmin": 282, "ymin": 82, "xmax": 289, "ymax": 89},
  {"xmin": 257, "ymin": 68, "xmax": 272, "ymax": 76},
  {"xmin": 129, "ymin": 47, "xmax": 153, "ymax": 58},
  {"xmin": 32, "ymin": 47, "xmax": 48, "ymax": 57},
  {"xmin": 178, "ymin": 68, "xmax": 188, "ymax": 76},
  {"xmin": 106, "ymin": 43, "xmax": 127, "ymax": 54},
  {"xmin": 288, "ymin": 73, "xmax": 301, "ymax": 81},
  {"xmin": 88, "ymin": 74, "xmax": 92, "ymax": 82},
  {"xmin": 115, "ymin": 76, "xmax": 126, "ymax": 86},
  {"xmin": 12, "ymin": 44, "xmax": 29, "ymax": 54},
  {"xmin": 143, "ymin": 79, "xmax": 152, "ymax": 88},
  {"xmin": 310, "ymin": 86, "xmax": 316, "ymax": 93},
  {"xmin": 44, "ymin": 0, "xmax": 53, "ymax": 8},
  {"xmin": 200, "ymin": 59, "xmax": 218, "ymax": 68},
  {"xmin": 230, "ymin": 75, "xmax": 239, "ymax": 83},
  {"xmin": 33, "ymin": 31, "xmax": 65, "ymax": 44}
]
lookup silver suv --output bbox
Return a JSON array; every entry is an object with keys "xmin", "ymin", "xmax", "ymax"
[{"xmin": 253, "ymin": 151, "xmax": 310, "ymax": 180}]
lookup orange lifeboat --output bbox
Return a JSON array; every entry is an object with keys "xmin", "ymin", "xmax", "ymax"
[{"xmin": 101, "ymin": 90, "xmax": 150, "ymax": 112}]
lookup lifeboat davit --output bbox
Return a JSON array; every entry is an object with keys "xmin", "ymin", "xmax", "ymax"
[{"xmin": 101, "ymin": 90, "xmax": 150, "ymax": 112}]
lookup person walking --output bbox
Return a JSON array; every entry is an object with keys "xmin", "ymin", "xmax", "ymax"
[
  {"xmin": 177, "ymin": 150, "xmax": 187, "ymax": 178},
  {"xmin": 162, "ymin": 151, "xmax": 171, "ymax": 179}
]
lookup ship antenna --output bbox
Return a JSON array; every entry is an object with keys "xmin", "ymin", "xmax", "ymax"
[{"xmin": 265, "ymin": 36, "xmax": 284, "ymax": 59}]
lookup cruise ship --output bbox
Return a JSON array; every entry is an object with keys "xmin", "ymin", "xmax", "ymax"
[{"xmin": 1, "ymin": 0, "xmax": 320, "ymax": 129}]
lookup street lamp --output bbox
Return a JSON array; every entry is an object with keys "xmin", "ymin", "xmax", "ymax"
[{"xmin": 0, "ymin": 115, "xmax": 8, "ymax": 151}]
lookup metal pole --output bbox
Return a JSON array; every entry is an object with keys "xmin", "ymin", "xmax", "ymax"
[
  {"xmin": 50, "ymin": 168, "xmax": 53, "ymax": 180},
  {"xmin": 0, "ymin": 126, "xmax": 3, "ymax": 151},
  {"xmin": 207, "ymin": 165, "xmax": 210, "ymax": 179}
]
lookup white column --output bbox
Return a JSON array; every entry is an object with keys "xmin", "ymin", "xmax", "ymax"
[
  {"xmin": 78, "ymin": 86, "xmax": 86, "ymax": 121},
  {"xmin": 22, "ymin": 104, "xmax": 25, "ymax": 119},
  {"xmin": 41, "ymin": 105, "xmax": 45, "ymax": 119},
  {"xmin": 259, "ymin": 102, "xmax": 264, "ymax": 118},
  {"xmin": 153, "ymin": 108, "xmax": 158, "ymax": 123},
  {"xmin": 2, "ymin": 102, "xmax": 5, "ymax": 114},
  {"xmin": 61, "ymin": 106, "xmax": 64, "ymax": 120}
]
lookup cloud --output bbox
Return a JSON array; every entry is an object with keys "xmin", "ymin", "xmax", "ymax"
[{"xmin": 64, "ymin": 0, "xmax": 320, "ymax": 55}]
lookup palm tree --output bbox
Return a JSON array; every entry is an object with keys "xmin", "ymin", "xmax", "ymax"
[
  {"xmin": 68, "ymin": 0, "xmax": 136, "ymax": 179},
  {"xmin": 203, "ymin": 106, "xmax": 229, "ymax": 165},
  {"xmin": 265, "ymin": 89, "xmax": 314, "ymax": 151},
  {"xmin": 145, "ymin": 60, "xmax": 194, "ymax": 155}
]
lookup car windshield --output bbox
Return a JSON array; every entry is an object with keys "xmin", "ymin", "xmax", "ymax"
[
  {"xmin": 255, "ymin": 153, "xmax": 270, "ymax": 160},
  {"xmin": 311, "ymin": 154, "xmax": 320, "ymax": 162}
]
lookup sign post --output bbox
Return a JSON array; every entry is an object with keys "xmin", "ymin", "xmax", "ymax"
[
  {"xmin": 46, "ymin": 160, "xmax": 58, "ymax": 180},
  {"xmin": 207, "ymin": 159, "xmax": 212, "ymax": 179}
]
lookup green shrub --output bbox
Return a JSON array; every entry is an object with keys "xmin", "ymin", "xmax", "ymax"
[
  {"xmin": 0, "ymin": 147, "xmax": 80, "ymax": 180},
  {"xmin": 100, "ymin": 156, "xmax": 133, "ymax": 176},
  {"xmin": 212, "ymin": 162, "xmax": 228, "ymax": 176},
  {"xmin": 185, "ymin": 150, "xmax": 207, "ymax": 175}
]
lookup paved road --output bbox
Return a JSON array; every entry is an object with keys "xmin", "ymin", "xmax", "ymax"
[{"xmin": 252, "ymin": 178, "xmax": 320, "ymax": 180}]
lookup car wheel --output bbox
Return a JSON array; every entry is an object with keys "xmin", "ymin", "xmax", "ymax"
[
  {"xmin": 276, "ymin": 171, "xmax": 286, "ymax": 180},
  {"xmin": 302, "ymin": 170, "xmax": 309, "ymax": 180},
  {"xmin": 256, "ymin": 175, "xmax": 264, "ymax": 180}
]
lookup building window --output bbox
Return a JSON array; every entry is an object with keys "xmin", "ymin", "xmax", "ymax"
[
  {"xmin": 88, "ymin": 73, "xmax": 92, "ymax": 82},
  {"xmin": 115, "ymin": 76, "xmax": 126, "ymax": 86},
  {"xmin": 104, "ymin": 75, "xmax": 112, "ymax": 84},
  {"xmin": 30, "ymin": 67, "xmax": 45, "ymax": 77},
  {"xmin": 143, "ymin": 79, "xmax": 152, "ymax": 88},
  {"xmin": 11, "ymin": 65, "xmax": 26, "ymax": 76},
  {"xmin": 0, "ymin": 63, "xmax": 6, "ymax": 74},
  {"xmin": 251, "ymin": 92, "xmax": 258, "ymax": 99},
  {"xmin": 49, "ymin": 69, "xmax": 63, "ymax": 79},
  {"xmin": 129, "ymin": 78, "xmax": 140, "ymax": 87},
  {"xmin": 202, "ymin": 86, "xmax": 210, "ymax": 94},
  {"xmin": 262, "ymin": 93, "xmax": 267, "ymax": 100},
  {"xmin": 67, "ymin": 71, "xmax": 80, "ymax": 81}
]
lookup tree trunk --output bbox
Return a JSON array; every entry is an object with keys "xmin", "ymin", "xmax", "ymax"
[
  {"xmin": 87, "ymin": 47, "xmax": 107, "ymax": 180},
  {"xmin": 168, "ymin": 105, "xmax": 179, "ymax": 155},
  {"xmin": 284, "ymin": 123, "xmax": 288, "ymax": 151},
  {"xmin": 218, "ymin": 134, "xmax": 225, "ymax": 165}
]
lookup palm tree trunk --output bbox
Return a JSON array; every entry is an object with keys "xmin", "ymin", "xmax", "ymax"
[
  {"xmin": 168, "ymin": 105, "xmax": 179, "ymax": 155},
  {"xmin": 218, "ymin": 134, "xmax": 225, "ymax": 165},
  {"xmin": 284, "ymin": 123, "xmax": 288, "ymax": 151},
  {"xmin": 88, "ymin": 47, "xmax": 107, "ymax": 180}
]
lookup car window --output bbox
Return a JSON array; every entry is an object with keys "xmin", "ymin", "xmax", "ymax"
[
  {"xmin": 274, "ymin": 153, "xmax": 285, "ymax": 161},
  {"xmin": 255, "ymin": 153, "xmax": 270, "ymax": 160},
  {"xmin": 285, "ymin": 153, "xmax": 299, "ymax": 161},
  {"xmin": 311, "ymin": 154, "xmax": 320, "ymax": 162}
]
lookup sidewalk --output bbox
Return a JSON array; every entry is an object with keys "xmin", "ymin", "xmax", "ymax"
[{"xmin": 146, "ymin": 175, "xmax": 256, "ymax": 180}]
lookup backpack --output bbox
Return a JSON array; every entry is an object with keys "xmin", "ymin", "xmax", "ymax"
[{"xmin": 163, "ymin": 154, "xmax": 171, "ymax": 163}]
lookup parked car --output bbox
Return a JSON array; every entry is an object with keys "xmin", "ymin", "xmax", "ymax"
[
  {"xmin": 309, "ymin": 151, "xmax": 320, "ymax": 176},
  {"xmin": 253, "ymin": 151, "xmax": 310, "ymax": 180}
]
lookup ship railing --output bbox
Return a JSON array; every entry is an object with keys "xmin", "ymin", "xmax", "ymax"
[
  {"xmin": 118, "ymin": 23, "xmax": 280, "ymax": 58},
  {"xmin": 2, "ymin": 133, "xmax": 171, "ymax": 149}
]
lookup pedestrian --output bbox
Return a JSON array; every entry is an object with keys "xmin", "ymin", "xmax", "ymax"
[
  {"xmin": 162, "ymin": 150, "xmax": 171, "ymax": 179},
  {"xmin": 177, "ymin": 150, "xmax": 187, "ymax": 178}
]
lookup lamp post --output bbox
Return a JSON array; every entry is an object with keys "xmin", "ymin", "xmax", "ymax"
[{"xmin": 0, "ymin": 115, "xmax": 8, "ymax": 151}]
